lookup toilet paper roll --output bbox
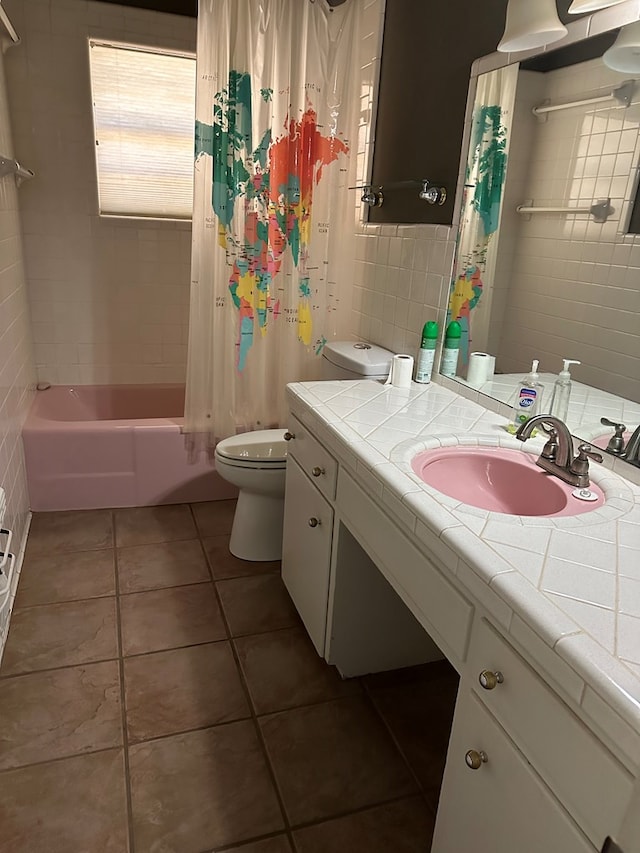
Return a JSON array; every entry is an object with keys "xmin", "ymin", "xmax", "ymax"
[
  {"xmin": 386, "ymin": 354, "xmax": 414, "ymax": 388},
  {"xmin": 466, "ymin": 352, "xmax": 494, "ymax": 388},
  {"xmin": 485, "ymin": 354, "xmax": 496, "ymax": 380}
]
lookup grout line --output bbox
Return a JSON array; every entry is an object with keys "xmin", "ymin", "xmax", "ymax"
[
  {"xmin": 189, "ymin": 502, "xmax": 296, "ymax": 851},
  {"xmin": 360, "ymin": 676, "xmax": 453, "ymax": 819},
  {"xmin": 285, "ymin": 790, "xmax": 432, "ymax": 834},
  {"xmin": 0, "ymin": 651, "xmax": 120, "ymax": 681},
  {"xmin": 112, "ymin": 510, "xmax": 137, "ymax": 853},
  {"xmin": 0, "ymin": 743, "xmax": 125, "ymax": 777}
]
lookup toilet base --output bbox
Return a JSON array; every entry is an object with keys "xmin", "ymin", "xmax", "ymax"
[{"xmin": 229, "ymin": 490, "xmax": 285, "ymax": 561}]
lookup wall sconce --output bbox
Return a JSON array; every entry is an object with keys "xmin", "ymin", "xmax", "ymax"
[
  {"xmin": 498, "ymin": 0, "xmax": 567, "ymax": 53},
  {"xmin": 419, "ymin": 180, "xmax": 447, "ymax": 205}
]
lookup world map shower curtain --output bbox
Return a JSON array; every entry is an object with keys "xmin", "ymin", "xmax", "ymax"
[
  {"xmin": 185, "ymin": 0, "xmax": 360, "ymax": 445},
  {"xmin": 447, "ymin": 65, "xmax": 518, "ymax": 373}
]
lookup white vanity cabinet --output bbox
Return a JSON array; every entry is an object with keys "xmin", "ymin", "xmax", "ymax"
[
  {"xmin": 433, "ymin": 617, "xmax": 633, "ymax": 853},
  {"xmin": 281, "ymin": 403, "xmax": 637, "ymax": 852},
  {"xmin": 281, "ymin": 416, "xmax": 337, "ymax": 655},
  {"xmin": 432, "ymin": 688, "xmax": 595, "ymax": 853}
]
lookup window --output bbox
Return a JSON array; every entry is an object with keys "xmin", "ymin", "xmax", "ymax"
[{"xmin": 89, "ymin": 40, "xmax": 196, "ymax": 219}]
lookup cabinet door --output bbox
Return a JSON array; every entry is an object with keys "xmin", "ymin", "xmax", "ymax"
[
  {"xmin": 432, "ymin": 689, "xmax": 594, "ymax": 853},
  {"xmin": 281, "ymin": 457, "xmax": 333, "ymax": 656}
]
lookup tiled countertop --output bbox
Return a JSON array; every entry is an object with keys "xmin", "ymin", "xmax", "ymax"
[{"xmin": 287, "ymin": 378, "xmax": 640, "ymax": 768}]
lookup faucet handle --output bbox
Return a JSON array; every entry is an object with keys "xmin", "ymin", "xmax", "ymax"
[
  {"xmin": 540, "ymin": 428, "xmax": 559, "ymax": 461},
  {"xmin": 600, "ymin": 417, "xmax": 626, "ymax": 455},
  {"xmin": 577, "ymin": 443, "xmax": 603, "ymax": 463},
  {"xmin": 569, "ymin": 443, "xmax": 603, "ymax": 485}
]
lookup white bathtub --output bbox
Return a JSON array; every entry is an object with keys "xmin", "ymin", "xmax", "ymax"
[{"xmin": 22, "ymin": 384, "xmax": 236, "ymax": 511}]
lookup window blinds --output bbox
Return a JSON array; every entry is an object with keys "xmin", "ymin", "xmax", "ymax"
[{"xmin": 89, "ymin": 41, "xmax": 196, "ymax": 219}]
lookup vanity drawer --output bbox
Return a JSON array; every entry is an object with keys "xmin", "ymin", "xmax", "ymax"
[
  {"xmin": 468, "ymin": 617, "xmax": 633, "ymax": 849},
  {"xmin": 285, "ymin": 415, "xmax": 337, "ymax": 501}
]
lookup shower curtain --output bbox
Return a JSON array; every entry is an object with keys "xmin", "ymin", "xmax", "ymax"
[
  {"xmin": 185, "ymin": 0, "xmax": 360, "ymax": 445},
  {"xmin": 447, "ymin": 64, "xmax": 518, "ymax": 372}
]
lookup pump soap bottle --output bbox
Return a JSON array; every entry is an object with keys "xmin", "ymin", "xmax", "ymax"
[
  {"xmin": 415, "ymin": 321, "xmax": 438, "ymax": 383},
  {"xmin": 550, "ymin": 359, "xmax": 580, "ymax": 422},
  {"xmin": 511, "ymin": 360, "xmax": 544, "ymax": 426},
  {"xmin": 440, "ymin": 321, "xmax": 461, "ymax": 377}
]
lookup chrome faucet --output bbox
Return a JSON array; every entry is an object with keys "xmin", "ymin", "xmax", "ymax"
[{"xmin": 515, "ymin": 414, "xmax": 603, "ymax": 488}]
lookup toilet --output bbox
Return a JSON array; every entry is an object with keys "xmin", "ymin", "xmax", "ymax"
[
  {"xmin": 214, "ymin": 429, "xmax": 289, "ymax": 562},
  {"xmin": 214, "ymin": 341, "xmax": 393, "ymax": 562}
]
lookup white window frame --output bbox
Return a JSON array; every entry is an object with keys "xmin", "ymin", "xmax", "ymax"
[{"xmin": 88, "ymin": 39, "xmax": 196, "ymax": 221}]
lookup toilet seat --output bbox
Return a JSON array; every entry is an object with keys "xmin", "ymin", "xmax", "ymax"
[{"xmin": 214, "ymin": 429, "xmax": 288, "ymax": 469}]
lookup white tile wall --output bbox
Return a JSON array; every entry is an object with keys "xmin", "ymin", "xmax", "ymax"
[
  {"xmin": 349, "ymin": 0, "xmax": 458, "ymax": 360},
  {"xmin": 494, "ymin": 57, "xmax": 640, "ymax": 402},
  {"xmin": 3, "ymin": 0, "xmax": 196, "ymax": 385},
  {"xmin": 0, "ymin": 30, "xmax": 37, "ymax": 652}
]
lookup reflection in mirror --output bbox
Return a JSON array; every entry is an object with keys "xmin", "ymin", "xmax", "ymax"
[{"xmin": 445, "ymin": 19, "xmax": 640, "ymax": 464}]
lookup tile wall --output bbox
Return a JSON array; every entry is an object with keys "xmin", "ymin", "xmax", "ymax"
[
  {"xmin": 493, "ymin": 57, "xmax": 640, "ymax": 402},
  {"xmin": 0, "ymin": 30, "xmax": 36, "ymax": 649},
  {"xmin": 348, "ymin": 0, "xmax": 458, "ymax": 360},
  {"xmin": 2, "ymin": 0, "xmax": 196, "ymax": 385}
]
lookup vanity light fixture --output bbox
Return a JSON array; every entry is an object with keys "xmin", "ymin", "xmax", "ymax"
[
  {"xmin": 603, "ymin": 21, "xmax": 640, "ymax": 72},
  {"xmin": 497, "ymin": 0, "xmax": 567, "ymax": 53},
  {"xmin": 568, "ymin": 0, "xmax": 627, "ymax": 12}
]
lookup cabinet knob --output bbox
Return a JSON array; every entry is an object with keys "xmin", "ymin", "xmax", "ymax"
[
  {"xmin": 284, "ymin": 431, "xmax": 295, "ymax": 441},
  {"xmin": 479, "ymin": 670, "xmax": 504, "ymax": 690},
  {"xmin": 312, "ymin": 466, "xmax": 324, "ymax": 477},
  {"xmin": 465, "ymin": 749, "xmax": 488, "ymax": 770},
  {"xmin": 308, "ymin": 517, "xmax": 320, "ymax": 528}
]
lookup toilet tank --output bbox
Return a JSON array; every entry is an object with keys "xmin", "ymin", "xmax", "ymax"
[{"xmin": 321, "ymin": 341, "xmax": 393, "ymax": 381}]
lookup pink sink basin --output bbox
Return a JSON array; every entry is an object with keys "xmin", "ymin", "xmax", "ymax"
[{"xmin": 411, "ymin": 447, "xmax": 605, "ymax": 517}]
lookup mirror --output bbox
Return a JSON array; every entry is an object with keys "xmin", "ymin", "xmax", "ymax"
[{"xmin": 444, "ymin": 9, "xmax": 640, "ymax": 465}]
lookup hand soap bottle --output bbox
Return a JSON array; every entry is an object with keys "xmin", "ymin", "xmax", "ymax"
[
  {"xmin": 512, "ymin": 360, "xmax": 544, "ymax": 426},
  {"xmin": 415, "ymin": 321, "xmax": 438, "ymax": 383},
  {"xmin": 550, "ymin": 359, "xmax": 580, "ymax": 422}
]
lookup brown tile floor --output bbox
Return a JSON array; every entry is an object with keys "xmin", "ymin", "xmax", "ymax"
[{"xmin": 0, "ymin": 500, "xmax": 459, "ymax": 853}]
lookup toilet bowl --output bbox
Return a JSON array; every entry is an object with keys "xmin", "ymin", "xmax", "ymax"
[
  {"xmin": 214, "ymin": 429, "xmax": 288, "ymax": 562},
  {"xmin": 215, "ymin": 342, "xmax": 393, "ymax": 562}
]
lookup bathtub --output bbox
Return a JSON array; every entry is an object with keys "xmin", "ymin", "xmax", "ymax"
[{"xmin": 22, "ymin": 385, "xmax": 237, "ymax": 512}]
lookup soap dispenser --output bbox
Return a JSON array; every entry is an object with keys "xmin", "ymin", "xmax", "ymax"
[
  {"xmin": 511, "ymin": 359, "xmax": 544, "ymax": 426},
  {"xmin": 550, "ymin": 359, "xmax": 580, "ymax": 422}
]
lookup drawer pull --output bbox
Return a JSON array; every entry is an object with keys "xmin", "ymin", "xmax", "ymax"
[
  {"xmin": 479, "ymin": 670, "xmax": 504, "ymax": 691},
  {"xmin": 284, "ymin": 431, "xmax": 295, "ymax": 441},
  {"xmin": 308, "ymin": 517, "xmax": 320, "ymax": 528},
  {"xmin": 312, "ymin": 466, "xmax": 325, "ymax": 477},
  {"xmin": 465, "ymin": 749, "xmax": 488, "ymax": 770}
]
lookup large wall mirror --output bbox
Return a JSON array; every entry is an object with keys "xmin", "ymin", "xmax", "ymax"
[{"xmin": 444, "ymin": 5, "xmax": 640, "ymax": 466}]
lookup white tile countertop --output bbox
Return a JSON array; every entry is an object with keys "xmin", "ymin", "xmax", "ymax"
[{"xmin": 286, "ymin": 378, "xmax": 640, "ymax": 767}]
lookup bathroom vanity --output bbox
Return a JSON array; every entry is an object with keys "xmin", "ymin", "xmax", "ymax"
[{"xmin": 281, "ymin": 379, "xmax": 640, "ymax": 852}]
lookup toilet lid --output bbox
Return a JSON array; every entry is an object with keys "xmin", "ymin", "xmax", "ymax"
[{"xmin": 215, "ymin": 429, "xmax": 288, "ymax": 464}]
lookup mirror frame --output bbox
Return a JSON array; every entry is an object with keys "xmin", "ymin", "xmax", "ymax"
[{"xmin": 439, "ymin": 0, "xmax": 640, "ymax": 477}]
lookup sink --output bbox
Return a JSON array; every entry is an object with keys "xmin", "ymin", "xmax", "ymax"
[{"xmin": 411, "ymin": 446, "xmax": 605, "ymax": 517}]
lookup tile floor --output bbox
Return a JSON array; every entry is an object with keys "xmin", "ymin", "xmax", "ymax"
[{"xmin": 0, "ymin": 500, "xmax": 459, "ymax": 853}]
